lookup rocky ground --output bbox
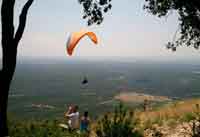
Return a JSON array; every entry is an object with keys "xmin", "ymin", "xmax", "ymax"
[{"xmin": 144, "ymin": 120, "xmax": 200, "ymax": 137}]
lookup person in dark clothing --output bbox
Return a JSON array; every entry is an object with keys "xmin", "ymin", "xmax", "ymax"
[{"xmin": 80, "ymin": 111, "xmax": 90, "ymax": 133}]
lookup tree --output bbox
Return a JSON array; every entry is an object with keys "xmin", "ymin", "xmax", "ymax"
[
  {"xmin": 0, "ymin": 0, "xmax": 112, "ymax": 136},
  {"xmin": 144, "ymin": 0, "xmax": 200, "ymax": 51}
]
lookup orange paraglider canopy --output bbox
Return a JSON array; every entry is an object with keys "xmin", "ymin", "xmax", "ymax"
[{"xmin": 66, "ymin": 30, "xmax": 98, "ymax": 56}]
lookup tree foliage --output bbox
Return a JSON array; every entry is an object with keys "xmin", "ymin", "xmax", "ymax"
[
  {"xmin": 144, "ymin": 0, "xmax": 200, "ymax": 51},
  {"xmin": 78, "ymin": 0, "xmax": 112, "ymax": 26}
]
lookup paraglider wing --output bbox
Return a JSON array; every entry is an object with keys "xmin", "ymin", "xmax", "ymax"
[{"xmin": 66, "ymin": 30, "xmax": 98, "ymax": 56}]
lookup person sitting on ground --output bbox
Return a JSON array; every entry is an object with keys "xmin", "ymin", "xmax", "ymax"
[
  {"xmin": 65, "ymin": 105, "xmax": 79, "ymax": 130},
  {"xmin": 80, "ymin": 111, "xmax": 90, "ymax": 133}
]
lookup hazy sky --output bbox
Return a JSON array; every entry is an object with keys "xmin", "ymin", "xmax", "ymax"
[{"xmin": 1, "ymin": 0, "xmax": 200, "ymax": 60}]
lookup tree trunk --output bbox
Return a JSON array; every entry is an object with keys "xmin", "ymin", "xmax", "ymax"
[
  {"xmin": 0, "ymin": 0, "xmax": 33, "ymax": 136},
  {"xmin": 0, "ymin": 0, "xmax": 15, "ymax": 136},
  {"xmin": 0, "ymin": 44, "xmax": 17, "ymax": 137},
  {"xmin": 0, "ymin": 77, "xmax": 10, "ymax": 137}
]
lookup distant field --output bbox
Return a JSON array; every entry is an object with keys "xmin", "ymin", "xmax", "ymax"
[
  {"xmin": 114, "ymin": 92, "xmax": 171, "ymax": 103},
  {"xmin": 8, "ymin": 58, "xmax": 200, "ymax": 119}
]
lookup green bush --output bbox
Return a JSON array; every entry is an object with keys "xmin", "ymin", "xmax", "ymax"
[
  {"xmin": 95, "ymin": 103, "xmax": 142, "ymax": 137},
  {"xmin": 181, "ymin": 112, "xmax": 196, "ymax": 122},
  {"xmin": 8, "ymin": 119, "xmax": 85, "ymax": 137}
]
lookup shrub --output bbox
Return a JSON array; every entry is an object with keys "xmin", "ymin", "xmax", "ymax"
[
  {"xmin": 95, "ymin": 103, "xmax": 142, "ymax": 137},
  {"xmin": 182, "ymin": 112, "xmax": 196, "ymax": 122},
  {"xmin": 8, "ymin": 119, "xmax": 84, "ymax": 137}
]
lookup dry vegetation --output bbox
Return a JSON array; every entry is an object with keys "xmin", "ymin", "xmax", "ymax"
[
  {"xmin": 139, "ymin": 99, "xmax": 200, "ymax": 126},
  {"xmin": 9, "ymin": 98, "xmax": 200, "ymax": 137}
]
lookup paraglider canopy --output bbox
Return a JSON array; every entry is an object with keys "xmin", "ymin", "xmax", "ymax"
[{"xmin": 66, "ymin": 30, "xmax": 98, "ymax": 56}]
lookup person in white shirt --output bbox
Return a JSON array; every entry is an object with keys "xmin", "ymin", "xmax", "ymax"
[{"xmin": 65, "ymin": 105, "xmax": 79, "ymax": 130}]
